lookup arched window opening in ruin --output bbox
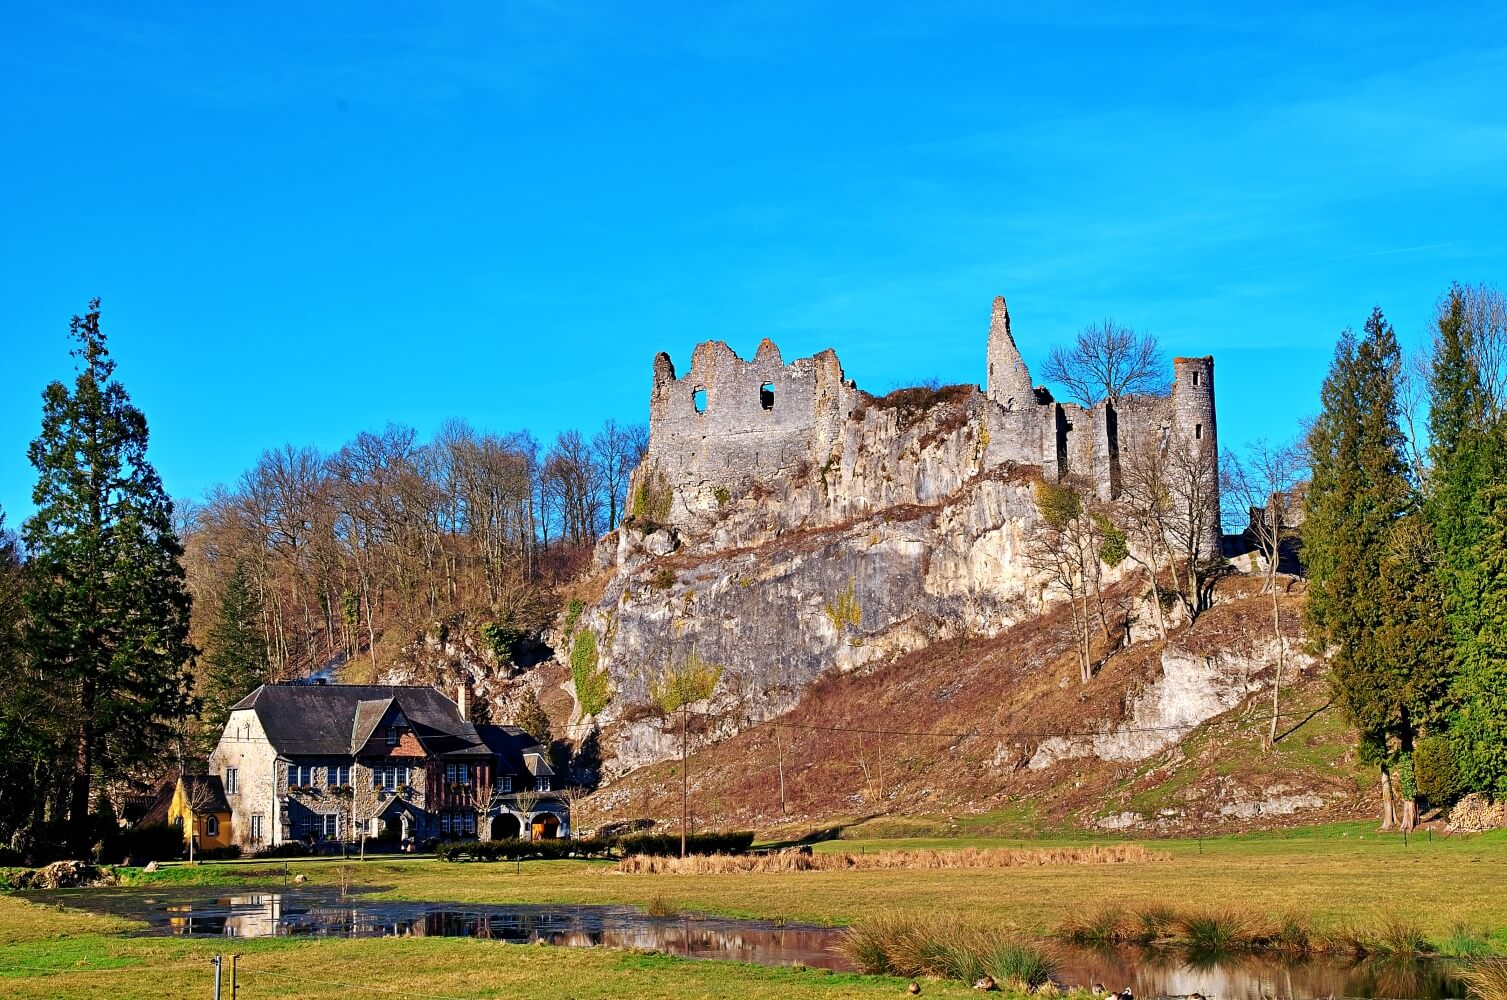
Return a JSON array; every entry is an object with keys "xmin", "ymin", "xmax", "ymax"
[
  {"xmin": 760, "ymin": 381, "xmax": 775, "ymax": 411},
  {"xmin": 693, "ymin": 387, "xmax": 707, "ymax": 414}
]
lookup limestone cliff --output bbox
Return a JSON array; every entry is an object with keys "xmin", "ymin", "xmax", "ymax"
[{"xmin": 558, "ymin": 298, "xmax": 1233, "ymax": 785}]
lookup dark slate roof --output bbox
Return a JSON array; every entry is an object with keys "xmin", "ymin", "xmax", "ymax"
[
  {"xmin": 350, "ymin": 698, "xmax": 394, "ymax": 753},
  {"xmin": 134, "ymin": 770, "xmax": 180, "ymax": 827},
  {"xmin": 476, "ymin": 724, "xmax": 553, "ymax": 776},
  {"xmin": 230, "ymin": 684, "xmax": 490, "ymax": 758},
  {"xmin": 182, "ymin": 774, "xmax": 230, "ymax": 813}
]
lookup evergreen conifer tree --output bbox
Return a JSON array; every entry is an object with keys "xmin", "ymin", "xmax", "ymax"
[
  {"xmin": 1304, "ymin": 309, "xmax": 1447, "ymax": 830},
  {"xmin": 22, "ymin": 301, "xmax": 194, "ymax": 846},
  {"xmin": 199, "ymin": 561, "xmax": 269, "ymax": 752},
  {"xmin": 512, "ymin": 687, "xmax": 553, "ymax": 746},
  {"xmin": 1426, "ymin": 284, "xmax": 1507, "ymax": 796},
  {"xmin": 1453, "ymin": 484, "xmax": 1507, "ymax": 795}
]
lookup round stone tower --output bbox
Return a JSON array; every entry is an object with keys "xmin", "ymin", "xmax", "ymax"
[
  {"xmin": 986, "ymin": 295, "xmax": 1035, "ymax": 410},
  {"xmin": 1171, "ymin": 355, "xmax": 1221, "ymax": 557}
]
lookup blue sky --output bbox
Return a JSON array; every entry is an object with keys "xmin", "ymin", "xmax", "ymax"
[{"xmin": 3, "ymin": 2, "xmax": 1506, "ymax": 523}]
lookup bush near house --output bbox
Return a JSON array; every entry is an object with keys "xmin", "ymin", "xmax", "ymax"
[{"xmin": 434, "ymin": 830, "xmax": 755, "ymax": 862}]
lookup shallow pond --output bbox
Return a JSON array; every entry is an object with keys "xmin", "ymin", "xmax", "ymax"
[{"xmin": 33, "ymin": 888, "xmax": 1468, "ymax": 1000}]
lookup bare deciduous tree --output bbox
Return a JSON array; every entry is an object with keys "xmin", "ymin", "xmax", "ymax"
[
  {"xmin": 1222, "ymin": 439, "xmax": 1308, "ymax": 749},
  {"xmin": 1043, "ymin": 320, "xmax": 1168, "ymax": 408},
  {"xmin": 1027, "ymin": 478, "xmax": 1105, "ymax": 684}
]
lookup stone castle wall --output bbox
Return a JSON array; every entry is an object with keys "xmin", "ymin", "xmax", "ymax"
[
  {"xmin": 638, "ymin": 296, "xmax": 1220, "ymax": 556},
  {"xmin": 646, "ymin": 339, "xmax": 863, "ymax": 494}
]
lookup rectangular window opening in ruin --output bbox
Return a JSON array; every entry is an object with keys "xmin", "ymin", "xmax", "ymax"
[
  {"xmin": 1192, "ymin": 371, "xmax": 1200, "ymax": 387},
  {"xmin": 693, "ymin": 387, "xmax": 707, "ymax": 414},
  {"xmin": 760, "ymin": 381, "xmax": 775, "ymax": 411},
  {"xmin": 1195, "ymin": 423, "xmax": 1203, "ymax": 440}
]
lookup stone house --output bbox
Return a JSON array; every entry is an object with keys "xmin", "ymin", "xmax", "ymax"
[{"xmin": 208, "ymin": 682, "xmax": 567, "ymax": 850}]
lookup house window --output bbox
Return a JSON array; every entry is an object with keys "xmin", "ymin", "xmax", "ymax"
[
  {"xmin": 446, "ymin": 763, "xmax": 470, "ymax": 786},
  {"xmin": 498, "ymin": 775, "xmax": 512, "ymax": 793},
  {"xmin": 205, "ymin": 815, "xmax": 219, "ymax": 837},
  {"xmin": 386, "ymin": 726, "xmax": 399, "ymax": 745},
  {"xmin": 320, "ymin": 814, "xmax": 338, "ymax": 839},
  {"xmin": 289, "ymin": 764, "xmax": 314, "ymax": 788},
  {"xmin": 535, "ymin": 777, "xmax": 550, "ymax": 792},
  {"xmin": 440, "ymin": 813, "xmax": 452, "ymax": 835},
  {"xmin": 225, "ymin": 767, "xmax": 238, "ymax": 794},
  {"xmin": 463, "ymin": 813, "xmax": 476, "ymax": 835},
  {"xmin": 374, "ymin": 765, "xmax": 410, "ymax": 790},
  {"xmin": 250, "ymin": 814, "xmax": 264, "ymax": 841},
  {"xmin": 327, "ymin": 765, "xmax": 351, "ymax": 787}
]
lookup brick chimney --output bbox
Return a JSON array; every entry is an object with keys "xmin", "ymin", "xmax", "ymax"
[{"xmin": 456, "ymin": 680, "xmax": 470, "ymax": 722}]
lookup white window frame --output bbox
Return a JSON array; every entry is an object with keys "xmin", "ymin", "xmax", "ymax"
[
  {"xmin": 534, "ymin": 777, "xmax": 550, "ymax": 792},
  {"xmin": 327, "ymin": 764, "xmax": 350, "ymax": 787},
  {"xmin": 225, "ymin": 767, "xmax": 238, "ymax": 794},
  {"xmin": 205, "ymin": 815, "xmax": 219, "ymax": 837},
  {"xmin": 386, "ymin": 726, "xmax": 398, "ymax": 745},
  {"xmin": 498, "ymin": 775, "xmax": 512, "ymax": 793},
  {"xmin": 250, "ymin": 814, "xmax": 264, "ymax": 841}
]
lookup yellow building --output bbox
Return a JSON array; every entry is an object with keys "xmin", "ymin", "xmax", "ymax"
[{"xmin": 167, "ymin": 774, "xmax": 232, "ymax": 856}]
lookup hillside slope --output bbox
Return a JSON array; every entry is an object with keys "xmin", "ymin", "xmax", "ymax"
[{"xmin": 574, "ymin": 579, "xmax": 1372, "ymax": 836}]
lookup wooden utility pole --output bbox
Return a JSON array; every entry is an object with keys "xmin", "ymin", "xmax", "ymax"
[{"xmin": 680, "ymin": 703, "xmax": 688, "ymax": 858}]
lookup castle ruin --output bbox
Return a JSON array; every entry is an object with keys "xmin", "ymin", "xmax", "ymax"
[{"xmin": 644, "ymin": 294, "xmax": 1220, "ymax": 556}]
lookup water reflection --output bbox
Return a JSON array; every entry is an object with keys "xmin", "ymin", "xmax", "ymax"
[
  {"xmin": 1055, "ymin": 945, "xmax": 1467, "ymax": 1000},
  {"xmin": 38, "ymin": 890, "xmax": 1469, "ymax": 999}
]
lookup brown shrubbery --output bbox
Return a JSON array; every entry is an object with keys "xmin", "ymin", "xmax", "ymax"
[
  {"xmin": 1057, "ymin": 903, "xmax": 1439, "ymax": 957},
  {"xmin": 616, "ymin": 843, "xmax": 1165, "ymax": 875},
  {"xmin": 840, "ymin": 913, "xmax": 1060, "ymax": 987}
]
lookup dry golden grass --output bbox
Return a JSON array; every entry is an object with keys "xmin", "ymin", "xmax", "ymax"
[
  {"xmin": 1462, "ymin": 958, "xmax": 1507, "ymax": 1000},
  {"xmin": 616, "ymin": 843, "xmax": 1166, "ymax": 874}
]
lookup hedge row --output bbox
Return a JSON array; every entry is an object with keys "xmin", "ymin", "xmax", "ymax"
[{"xmin": 436, "ymin": 830, "xmax": 755, "ymax": 862}]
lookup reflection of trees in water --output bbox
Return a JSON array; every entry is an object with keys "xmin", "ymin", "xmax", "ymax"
[
  {"xmin": 118, "ymin": 894, "xmax": 1471, "ymax": 998},
  {"xmin": 1051, "ymin": 945, "xmax": 1464, "ymax": 1000}
]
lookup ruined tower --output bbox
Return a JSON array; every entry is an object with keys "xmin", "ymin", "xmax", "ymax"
[
  {"xmin": 1170, "ymin": 355, "xmax": 1221, "ymax": 557},
  {"xmin": 985, "ymin": 295, "xmax": 1035, "ymax": 410}
]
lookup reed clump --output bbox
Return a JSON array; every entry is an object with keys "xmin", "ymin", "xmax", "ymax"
[
  {"xmin": 644, "ymin": 895, "xmax": 680, "ymax": 918},
  {"xmin": 840, "ymin": 913, "xmax": 1060, "ymax": 988},
  {"xmin": 1460, "ymin": 957, "xmax": 1507, "ymax": 1000},
  {"xmin": 618, "ymin": 843, "xmax": 1166, "ymax": 875},
  {"xmin": 1054, "ymin": 904, "xmax": 1436, "ymax": 958}
]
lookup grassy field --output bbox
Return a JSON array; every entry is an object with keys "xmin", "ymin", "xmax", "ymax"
[
  {"xmin": 0, "ymin": 893, "xmax": 976, "ymax": 1000},
  {"xmin": 98, "ymin": 823, "xmax": 1507, "ymax": 941},
  {"xmin": 4, "ymin": 825, "xmax": 1506, "ymax": 998}
]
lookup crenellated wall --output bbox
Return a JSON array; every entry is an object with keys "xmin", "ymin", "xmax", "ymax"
[{"xmin": 635, "ymin": 296, "xmax": 1220, "ymax": 557}]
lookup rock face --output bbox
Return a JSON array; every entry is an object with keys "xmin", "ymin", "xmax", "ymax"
[{"xmin": 570, "ymin": 296, "xmax": 1225, "ymax": 776}]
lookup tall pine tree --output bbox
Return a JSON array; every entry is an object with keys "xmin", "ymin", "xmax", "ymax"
[
  {"xmin": 199, "ymin": 561, "xmax": 269, "ymax": 753},
  {"xmin": 1304, "ymin": 309, "xmax": 1448, "ymax": 830},
  {"xmin": 23, "ymin": 300, "xmax": 195, "ymax": 846},
  {"xmin": 1427, "ymin": 283, "xmax": 1507, "ymax": 796}
]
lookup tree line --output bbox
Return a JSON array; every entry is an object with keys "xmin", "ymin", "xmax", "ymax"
[
  {"xmin": 1305, "ymin": 284, "xmax": 1507, "ymax": 829},
  {"xmin": 0, "ymin": 301, "xmax": 644, "ymax": 859}
]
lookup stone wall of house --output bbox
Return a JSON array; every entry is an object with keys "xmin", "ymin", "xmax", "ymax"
[{"xmin": 209, "ymin": 708, "xmax": 278, "ymax": 850}]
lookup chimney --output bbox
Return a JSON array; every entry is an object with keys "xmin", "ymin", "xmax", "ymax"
[{"xmin": 456, "ymin": 681, "xmax": 470, "ymax": 722}]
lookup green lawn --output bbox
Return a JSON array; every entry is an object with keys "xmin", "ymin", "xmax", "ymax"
[
  {"xmin": 105, "ymin": 824, "xmax": 1507, "ymax": 939},
  {"xmin": 0, "ymin": 893, "xmax": 975, "ymax": 1000},
  {"xmin": 5, "ymin": 825, "xmax": 1506, "ymax": 998}
]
